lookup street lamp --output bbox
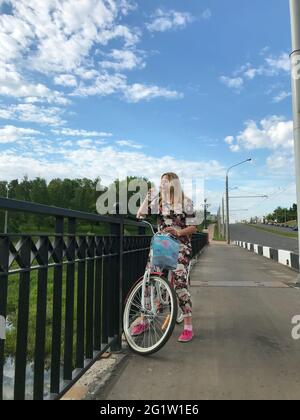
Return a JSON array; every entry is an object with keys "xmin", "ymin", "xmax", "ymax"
[
  {"xmin": 289, "ymin": 0, "xmax": 300, "ymax": 281},
  {"xmin": 222, "ymin": 187, "xmax": 238, "ymax": 238},
  {"xmin": 226, "ymin": 159, "xmax": 252, "ymax": 244}
]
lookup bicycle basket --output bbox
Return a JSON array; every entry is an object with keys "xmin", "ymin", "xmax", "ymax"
[{"xmin": 151, "ymin": 234, "xmax": 181, "ymax": 270}]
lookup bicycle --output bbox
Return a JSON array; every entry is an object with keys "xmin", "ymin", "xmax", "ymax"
[{"xmin": 123, "ymin": 221, "xmax": 182, "ymax": 355}]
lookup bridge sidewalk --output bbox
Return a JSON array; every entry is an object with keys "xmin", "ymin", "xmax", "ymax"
[{"xmin": 95, "ymin": 243, "xmax": 300, "ymax": 400}]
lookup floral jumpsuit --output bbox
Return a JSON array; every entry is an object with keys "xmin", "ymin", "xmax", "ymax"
[{"xmin": 146, "ymin": 196, "xmax": 197, "ymax": 318}]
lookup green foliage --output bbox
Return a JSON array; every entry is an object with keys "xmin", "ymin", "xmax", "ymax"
[
  {"xmin": 1, "ymin": 176, "xmax": 107, "ymax": 233},
  {"xmin": 265, "ymin": 204, "xmax": 297, "ymax": 224}
]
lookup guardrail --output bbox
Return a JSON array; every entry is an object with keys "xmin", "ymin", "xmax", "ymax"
[
  {"xmin": 0, "ymin": 198, "xmax": 208, "ymax": 400},
  {"xmin": 233, "ymin": 240, "xmax": 299, "ymax": 272}
]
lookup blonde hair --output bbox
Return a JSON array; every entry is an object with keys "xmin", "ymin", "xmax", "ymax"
[{"xmin": 159, "ymin": 172, "xmax": 186, "ymax": 211}]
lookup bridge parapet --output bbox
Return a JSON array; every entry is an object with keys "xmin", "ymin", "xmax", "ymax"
[{"xmin": 0, "ymin": 198, "xmax": 208, "ymax": 400}]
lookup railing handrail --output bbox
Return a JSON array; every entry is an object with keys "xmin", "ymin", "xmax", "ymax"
[{"xmin": 0, "ymin": 197, "xmax": 142, "ymax": 227}]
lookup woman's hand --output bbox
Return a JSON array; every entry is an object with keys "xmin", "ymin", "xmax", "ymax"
[{"xmin": 163, "ymin": 227, "xmax": 181, "ymax": 238}]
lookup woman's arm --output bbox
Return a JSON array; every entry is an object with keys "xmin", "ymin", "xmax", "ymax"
[
  {"xmin": 178, "ymin": 226, "xmax": 198, "ymax": 237},
  {"xmin": 136, "ymin": 194, "xmax": 149, "ymax": 219},
  {"xmin": 136, "ymin": 188, "xmax": 156, "ymax": 219},
  {"xmin": 164, "ymin": 225, "xmax": 197, "ymax": 238}
]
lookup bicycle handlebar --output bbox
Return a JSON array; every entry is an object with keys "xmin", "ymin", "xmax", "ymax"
[
  {"xmin": 137, "ymin": 219, "xmax": 181, "ymax": 243},
  {"xmin": 137, "ymin": 219, "xmax": 156, "ymax": 235}
]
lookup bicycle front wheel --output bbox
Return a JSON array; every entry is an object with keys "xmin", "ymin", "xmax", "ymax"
[{"xmin": 123, "ymin": 276, "xmax": 178, "ymax": 355}]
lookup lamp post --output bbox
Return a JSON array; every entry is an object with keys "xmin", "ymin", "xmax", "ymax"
[
  {"xmin": 222, "ymin": 196, "xmax": 225, "ymax": 237},
  {"xmin": 226, "ymin": 159, "xmax": 252, "ymax": 244},
  {"xmin": 290, "ymin": 0, "xmax": 300, "ymax": 278},
  {"xmin": 204, "ymin": 198, "xmax": 207, "ymax": 229},
  {"xmin": 222, "ymin": 187, "xmax": 237, "ymax": 238}
]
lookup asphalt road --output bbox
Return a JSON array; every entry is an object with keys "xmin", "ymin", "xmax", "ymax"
[
  {"xmin": 230, "ymin": 223, "xmax": 298, "ymax": 253},
  {"xmin": 255, "ymin": 223, "xmax": 297, "ymax": 234},
  {"xmin": 97, "ymin": 244, "xmax": 300, "ymax": 400}
]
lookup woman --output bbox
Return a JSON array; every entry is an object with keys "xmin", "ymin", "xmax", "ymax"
[{"xmin": 135, "ymin": 172, "xmax": 198, "ymax": 343}]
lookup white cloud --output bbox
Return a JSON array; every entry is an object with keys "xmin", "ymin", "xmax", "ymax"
[
  {"xmin": 272, "ymin": 90, "xmax": 291, "ymax": 103},
  {"xmin": 0, "ymin": 63, "xmax": 70, "ymax": 104},
  {"xmin": 52, "ymin": 128, "xmax": 113, "ymax": 137},
  {"xmin": 123, "ymin": 83, "xmax": 182, "ymax": 102},
  {"xmin": 73, "ymin": 72, "xmax": 182, "ymax": 102},
  {"xmin": 225, "ymin": 116, "xmax": 293, "ymax": 152},
  {"xmin": 0, "ymin": 1, "xmax": 183, "ymax": 106},
  {"xmin": 0, "ymin": 125, "xmax": 41, "ymax": 143},
  {"xmin": 0, "ymin": 103, "xmax": 66, "ymax": 126},
  {"xmin": 54, "ymin": 74, "xmax": 78, "ymax": 87},
  {"xmin": 0, "ymin": 144, "xmax": 225, "ymax": 187},
  {"xmin": 220, "ymin": 76, "xmax": 244, "ymax": 90},
  {"xmin": 101, "ymin": 49, "xmax": 145, "ymax": 71},
  {"xmin": 146, "ymin": 9, "xmax": 194, "ymax": 32},
  {"xmin": 116, "ymin": 139, "xmax": 143, "ymax": 149},
  {"xmin": 77, "ymin": 139, "xmax": 94, "ymax": 148},
  {"xmin": 221, "ymin": 52, "xmax": 291, "ymax": 91},
  {"xmin": 73, "ymin": 72, "xmax": 127, "ymax": 96},
  {"xmin": 266, "ymin": 151, "xmax": 294, "ymax": 170},
  {"xmin": 265, "ymin": 53, "xmax": 290, "ymax": 73},
  {"xmin": 8, "ymin": 0, "xmax": 139, "ymax": 75}
]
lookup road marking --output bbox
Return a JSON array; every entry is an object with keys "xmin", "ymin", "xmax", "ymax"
[{"xmin": 192, "ymin": 281, "xmax": 290, "ymax": 288}]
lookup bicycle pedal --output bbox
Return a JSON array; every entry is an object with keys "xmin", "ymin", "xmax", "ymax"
[{"xmin": 162, "ymin": 314, "xmax": 171, "ymax": 330}]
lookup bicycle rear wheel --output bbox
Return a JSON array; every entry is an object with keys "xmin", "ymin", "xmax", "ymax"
[{"xmin": 123, "ymin": 276, "xmax": 177, "ymax": 355}]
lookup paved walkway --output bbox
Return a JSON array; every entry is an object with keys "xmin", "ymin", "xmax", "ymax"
[{"xmin": 97, "ymin": 243, "xmax": 300, "ymax": 400}]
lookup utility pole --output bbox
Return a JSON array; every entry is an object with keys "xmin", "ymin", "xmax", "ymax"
[
  {"xmin": 203, "ymin": 199, "xmax": 211, "ymax": 229},
  {"xmin": 225, "ymin": 174, "xmax": 230, "ymax": 243},
  {"xmin": 225, "ymin": 159, "xmax": 252, "ymax": 244},
  {"xmin": 290, "ymin": 0, "xmax": 300, "ymax": 278},
  {"xmin": 222, "ymin": 196, "xmax": 225, "ymax": 238}
]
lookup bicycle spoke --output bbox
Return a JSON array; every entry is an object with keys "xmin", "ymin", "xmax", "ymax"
[{"xmin": 124, "ymin": 276, "xmax": 176, "ymax": 353}]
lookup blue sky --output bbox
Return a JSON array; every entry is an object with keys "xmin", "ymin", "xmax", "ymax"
[{"xmin": 0, "ymin": 0, "xmax": 296, "ymax": 220}]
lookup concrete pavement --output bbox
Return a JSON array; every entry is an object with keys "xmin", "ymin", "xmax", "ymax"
[{"xmin": 96, "ymin": 243, "xmax": 300, "ymax": 400}]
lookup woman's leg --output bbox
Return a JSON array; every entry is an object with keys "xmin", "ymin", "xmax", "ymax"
[{"xmin": 173, "ymin": 245, "xmax": 193, "ymax": 340}]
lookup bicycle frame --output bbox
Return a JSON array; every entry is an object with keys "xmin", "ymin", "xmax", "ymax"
[{"xmin": 138, "ymin": 220, "xmax": 191, "ymax": 314}]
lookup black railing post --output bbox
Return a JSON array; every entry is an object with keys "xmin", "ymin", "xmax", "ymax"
[
  {"xmin": 33, "ymin": 235, "xmax": 49, "ymax": 400},
  {"xmin": 0, "ymin": 235, "xmax": 9, "ymax": 401},
  {"xmin": 14, "ymin": 236, "xmax": 31, "ymax": 400},
  {"xmin": 86, "ymin": 236, "xmax": 95, "ymax": 360},
  {"xmin": 110, "ymin": 219, "xmax": 124, "ymax": 352},
  {"xmin": 76, "ymin": 235, "xmax": 87, "ymax": 368},
  {"xmin": 50, "ymin": 217, "xmax": 64, "ymax": 396},
  {"xmin": 94, "ymin": 236, "xmax": 103, "ymax": 351},
  {"xmin": 63, "ymin": 218, "xmax": 76, "ymax": 382}
]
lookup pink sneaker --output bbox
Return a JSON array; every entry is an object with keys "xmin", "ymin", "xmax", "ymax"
[
  {"xmin": 131, "ymin": 322, "xmax": 149, "ymax": 336},
  {"xmin": 178, "ymin": 330, "xmax": 194, "ymax": 343}
]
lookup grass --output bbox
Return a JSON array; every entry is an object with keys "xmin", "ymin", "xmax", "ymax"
[
  {"xmin": 248, "ymin": 223, "xmax": 298, "ymax": 239},
  {"xmin": 213, "ymin": 223, "xmax": 226, "ymax": 242},
  {"xmin": 5, "ymin": 261, "xmax": 82, "ymax": 368},
  {"xmin": 285, "ymin": 220, "xmax": 297, "ymax": 227}
]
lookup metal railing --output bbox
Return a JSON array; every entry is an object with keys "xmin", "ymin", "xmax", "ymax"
[{"xmin": 0, "ymin": 197, "xmax": 208, "ymax": 400}]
